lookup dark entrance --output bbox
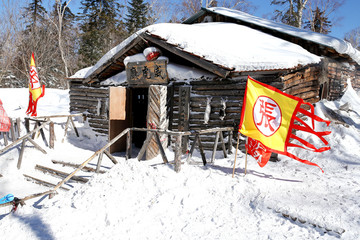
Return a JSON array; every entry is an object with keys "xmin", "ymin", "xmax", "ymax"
[{"xmin": 131, "ymin": 88, "xmax": 148, "ymax": 148}]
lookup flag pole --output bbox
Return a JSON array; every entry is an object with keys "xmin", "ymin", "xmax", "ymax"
[
  {"xmin": 232, "ymin": 132, "xmax": 240, "ymax": 178},
  {"xmin": 245, "ymin": 137, "xmax": 248, "ymax": 175}
]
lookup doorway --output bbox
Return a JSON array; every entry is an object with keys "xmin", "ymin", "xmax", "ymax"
[{"xmin": 131, "ymin": 88, "xmax": 148, "ymax": 148}]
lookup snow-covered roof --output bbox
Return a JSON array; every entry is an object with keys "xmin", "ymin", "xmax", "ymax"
[
  {"xmin": 198, "ymin": 7, "xmax": 360, "ymax": 65},
  {"xmin": 77, "ymin": 22, "xmax": 321, "ymax": 80},
  {"xmin": 145, "ymin": 22, "xmax": 321, "ymax": 72}
]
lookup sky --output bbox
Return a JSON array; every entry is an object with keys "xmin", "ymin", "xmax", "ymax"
[
  {"xmin": 255, "ymin": 0, "xmax": 360, "ymax": 39},
  {"xmin": 3, "ymin": 0, "xmax": 359, "ymax": 41},
  {"xmin": 65, "ymin": 0, "xmax": 359, "ymax": 40}
]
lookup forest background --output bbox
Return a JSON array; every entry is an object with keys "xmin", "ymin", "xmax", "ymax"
[{"xmin": 0, "ymin": 0, "xmax": 359, "ymax": 89}]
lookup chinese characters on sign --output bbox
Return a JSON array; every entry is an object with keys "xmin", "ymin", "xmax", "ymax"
[{"xmin": 126, "ymin": 59, "xmax": 169, "ymax": 85}]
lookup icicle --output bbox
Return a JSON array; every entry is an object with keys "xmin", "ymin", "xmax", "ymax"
[{"xmin": 204, "ymin": 97, "xmax": 212, "ymax": 124}]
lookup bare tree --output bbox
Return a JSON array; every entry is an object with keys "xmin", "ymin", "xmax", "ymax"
[
  {"xmin": 0, "ymin": 0, "xmax": 26, "ymax": 87},
  {"xmin": 271, "ymin": 0, "xmax": 309, "ymax": 28},
  {"xmin": 345, "ymin": 27, "xmax": 360, "ymax": 50},
  {"xmin": 53, "ymin": 0, "xmax": 72, "ymax": 79}
]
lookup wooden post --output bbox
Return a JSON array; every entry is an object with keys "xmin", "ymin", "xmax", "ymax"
[
  {"xmin": 16, "ymin": 118, "xmax": 21, "ymax": 138},
  {"xmin": 96, "ymin": 153, "xmax": 103, "ymax": 173},
  {"xmin": 17, "ymin": 139, "xmax": 26, "ymax": 169},
  {"xmin": 2, "ymin": 132, "xmax": 8, "ymax": 146},
  {"xmin": 104, "ymin": 150, "xmax": 118, "ymax": 164},
  {"xmin": 174, "ymin": 135, "xmax": 182, "ymax": 173},
  {"xmin": 219, "ymin": 131, "xmax": 227, "ymax": 158},
  {"xmin": 49, "ymin": 121, "xmax": 55, "ymax": 149},
  {"xmin": 211, "ymin": 131, "xmax": 220, "ymax": 163},
  {"xmin": 69, "ymin": 117, "xmax": 79, "ymax": 137},
  {"xmin": 197, "ymin": 135, "xmax": 207, "ymax": 165},
  {"xmin": 228, "ymin": 130, "xmax": 233, "ymax": 154},
  {"xmin": 137, "ymin": 132, "xmax": 153, "ymax": 161},
  {"xmin": 37, "ymin": 121, "xmax": 48, "ymax": 147},
  {"xmin": 232, "ymin": 132, "xmax": 240, "ymax": 178},
  {"xmin": 10, "ymin": 118, "xmax": 16, "ymax": 142},
  {"xmin": 186, "ymin": 133, "xmax": 199, "ymax": 163},
  {"xmin": 25, "ymin": 118, "xmax": 30, "ymax": 132},
  {"xmin": 154, "ymin": 132, "xmax": 168, "ymax": 164},
  {"xmin": 62, "ymin": 117, "xmax": 71, "ymax": 142},
  {"xmin": 126, "ymin": 130, "xmax": 132, "ymax": 160}
]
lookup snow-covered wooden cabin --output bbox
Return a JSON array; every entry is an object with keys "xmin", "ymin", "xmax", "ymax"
[{"xmin": 69, "ymin": 7, "xmax": 360, "ymax": 157}]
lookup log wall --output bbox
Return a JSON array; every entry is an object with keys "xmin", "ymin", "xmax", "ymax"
[
  {"xmin": 69, "ymin": 79, "xmax": 109, "ymax": 135},
  {"xmin": 169, "ymin": 73, "xmax": 284, "ymax": 150},
  {"xmin": 327, "ymin": 61, "xmax": 359, "ymax": 100}
]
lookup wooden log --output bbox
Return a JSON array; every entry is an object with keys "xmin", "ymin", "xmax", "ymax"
[
  {"xmin": 197, "ymin": 135, "xmax": 207, "ymax": 165},
  {"xmin": 126, "ymin": 130, "xmax": 132, "ymax": 160},
  {"xmin": 49, "ymin": 121, "xmax": 55, "ymax": 149},
  {"xmin": 155, "ymin": 132, "xmax": 168, "ymax": 164},
  {"xmin": 17, "ymin": 139, "xmax": 26, "ymax": 169},
  {"xmin": 10, "ymin": 118, "xmax": 16, "ymax": 142},
  {"xmin": 96, "ymin": 153, "xmax": 104, "ymax": 173},
  {"xmin": 219, "ymin": 131, "xmax": 227, "ymax": 158},
  {"xmin": 137, "ymin": 132, "xmax": 153, "ymax": 161},
  {"xmin": 36, "ymin": 121, "xmax": 48, "ymax": 147},
  {"xmin": 104, "ymin": 150, "xmax": 118, "ymax": 164},
  {"xmin": 211, "ymin": 132, "xmax": 220, "ymax": 163},
  {"xmin": 35, "ymin": 165, "xmax": 88, "ymax": 183},
  {"xmin": 26, "ymin": 137, "xmax": 47, "ymax": 154},
  {"xmin": 24, "ymin": 174, "xmax": 70, "ymax": 191},
  {"xmin": 16, "ymin": 118, "xmax": 21, "ymax": 138},
  {"xmin": 51, "ymin": 160, "xmax": 105, "ymax": 173},
  {"xmin": 34, "ymin": 113, "xmax": 83, "ymax": 119},
  {"xmin": 1, "ymin": 132, "xmax": 8, "ymax": 146},
  {"xmin": 186, "ymin": 133, "xmax": 199, "ymax": 164}
]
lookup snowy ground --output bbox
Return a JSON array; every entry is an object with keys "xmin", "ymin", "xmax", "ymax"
[{"xmin": 0, "ymin": 85, "xmax": 360, "ymax": 239}]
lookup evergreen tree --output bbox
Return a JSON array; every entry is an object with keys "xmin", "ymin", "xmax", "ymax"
[
  {"xmin": 23, "ymin": 0, "xmax": 47, "ymax": 31},
  {"xmin": 125, "ymin": 0, "xmax": 149, "ymax": 34},
  {"xmin": 78, "ymin": 0, "xmax": 124, "ymax": 67},
  {"xmin": 305, "ymin": 7, "xmax": 332, "ymax": 34}
]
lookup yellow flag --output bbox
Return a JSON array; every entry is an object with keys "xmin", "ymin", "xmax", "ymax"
[{"xmin": 239, "ymin": 76, "xmax": 301, "ymax": 152}]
